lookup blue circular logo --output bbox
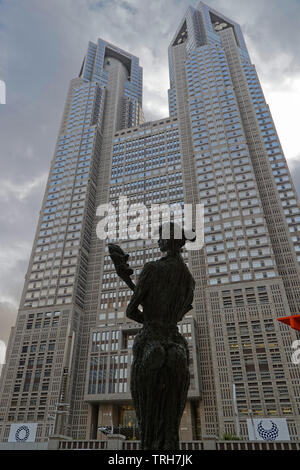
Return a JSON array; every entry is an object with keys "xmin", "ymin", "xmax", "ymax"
[
  {"xmin": 257, "ymin": 421, "xmax": 279, "ymax": 441},
  {"xmin": 15, "ymin": 425, "xmax": 30, "ymax": 442}
]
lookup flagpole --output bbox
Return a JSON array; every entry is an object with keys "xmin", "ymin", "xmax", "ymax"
[{"xmin": 233, "ymin": 384, "xmax": 241, "ymax": 438}]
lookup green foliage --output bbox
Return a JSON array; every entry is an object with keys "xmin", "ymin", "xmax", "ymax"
[{"xmin": 222, "ymin": 433, "xmax": 242, "ymax": 441}]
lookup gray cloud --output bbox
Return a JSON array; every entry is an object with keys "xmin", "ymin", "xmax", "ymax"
[{"xmin": 0, "ymin": 0, "xmax": 300, "ymax": 340}]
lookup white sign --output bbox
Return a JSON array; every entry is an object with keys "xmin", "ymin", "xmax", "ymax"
[
  {"xmin": 0, "ymin": 80, "xmax": 6, "ymax": 104},
  {"xmin": 247, "ymin": 418, "xmax": 290, "ymax": 441},
  {"xmin": 8, "ymin": 423, "xmax": 38, "ymax": 443}
]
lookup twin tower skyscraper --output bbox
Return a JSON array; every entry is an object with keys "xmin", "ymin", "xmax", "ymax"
[{"xmin": 1, "ymin": 2, "xmax": 300, "ymax": 443}]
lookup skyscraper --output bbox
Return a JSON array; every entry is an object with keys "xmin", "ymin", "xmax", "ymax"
[{"xmin": 1, "ymin": 1, "xmax": 300, "ymax": 443}]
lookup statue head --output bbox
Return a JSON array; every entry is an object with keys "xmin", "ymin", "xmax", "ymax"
[{"xmin": 158, "ymin": 222, "xmax": 195, "ymax": 255}]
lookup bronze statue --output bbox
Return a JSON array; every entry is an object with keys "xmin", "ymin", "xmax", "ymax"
[{"xmin": 108, "ymin": 223, "xmax": 195, "ymax": 449}]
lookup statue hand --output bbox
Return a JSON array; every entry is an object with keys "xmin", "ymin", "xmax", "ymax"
[{"xmin": 108, "ymin": 243, "xmax": 135, "ymax": 291}]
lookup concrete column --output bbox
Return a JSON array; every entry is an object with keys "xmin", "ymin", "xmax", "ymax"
[
  {"xmin": 106, "ymin": 435, "xmax": 126, "ymax": 450},
  {"xmin": 47, "ymin": 438, "xmax": 60, "ymax": 450},
  {"xmin": 180, "ymin": 401, "xmax": 194, "ymax": 441},
  {"xmin": 202, "ymin": 435, "xmax": 217, "ymax": 451}
]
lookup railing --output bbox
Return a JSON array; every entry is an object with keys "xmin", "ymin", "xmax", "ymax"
[
  {"xmin": 180, "ymin": 441, "xmax": 204, "ymax": 450},
  {"xmin": 216, "ymin": 441, "xmax": 300, "ymax": 451},
  {"xmin": 59, "ymin": 440, "xmax": 108, "ymax": 450},
  {"xmin": 122, "ymin": 441, "xmax": 203, "ymax": 450},
  {"xmin": 58, "ymin": 439, "xmax": 300, "ymax": 451},
  {"xmin": 122, "ymin": 441, "xmax": 140, "ymax": 450}
]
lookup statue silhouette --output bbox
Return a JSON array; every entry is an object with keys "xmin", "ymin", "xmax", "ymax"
[{"xmin": 108, "ymin": 222, "xmax": 195, "ymax": 449}]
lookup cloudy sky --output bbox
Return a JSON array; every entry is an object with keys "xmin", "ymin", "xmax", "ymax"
[{"xmin": 0, "ymin": 0, "xmax": 300, "ymax": 347}]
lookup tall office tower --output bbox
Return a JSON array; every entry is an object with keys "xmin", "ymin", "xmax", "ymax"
[
  {"xmin": 167, "ymin": 2, "xmax": 300, "ymax": 440},
  {"xmin": 1, "ymin": 1, "xmax": 300, "ymax": 444}
]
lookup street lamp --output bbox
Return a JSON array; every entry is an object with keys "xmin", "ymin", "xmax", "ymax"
[
  {"xmin": 232, "ymin": 384, "xmax": 241, "ymax": 439},
  {"xmin": 248, "ymin": 409, "xmax": 258, "ymax": 441},
  {"xmin": 110, "ymin": 411, "xmax": 114, "ymax": 435}
]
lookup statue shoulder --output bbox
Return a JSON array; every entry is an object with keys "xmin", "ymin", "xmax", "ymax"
[
  {"xmin": 138, "ymin": 261, "xmax": 157, "ymax": 279},
  {"xmin": 142, "ymin": 261, "xmax": 157, "ymax": 271}
]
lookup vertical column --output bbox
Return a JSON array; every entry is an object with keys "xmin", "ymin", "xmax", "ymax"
[
  {"xmin": 71, "ymin": 58, "xmax": 131, "ymax": 439},
  {"xmin": 171, "ymin": 42, "xmax": 219, "ymax": 438},
  {"xmin": 219, "ymin": 28, "xmax": 300, "ymax": 315}
]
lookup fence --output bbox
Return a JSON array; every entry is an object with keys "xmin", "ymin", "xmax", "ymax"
[
  {"xmin": 57, "ymin": 439, "xmax": 299, "ymax": 451},
  {"xmin": 216, "ymin": 441, "xmax": 300, "ymax": 451}
]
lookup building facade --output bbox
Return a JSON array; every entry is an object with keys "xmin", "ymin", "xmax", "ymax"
[{"xmin": 1, "ymin": 1, "xmax": 300, "ymax": 443}]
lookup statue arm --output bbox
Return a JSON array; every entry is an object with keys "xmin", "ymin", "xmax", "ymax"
[
  {"xmin": 108, "ymin": 244, "xmax": 135, "ymax": 291},
  {"xmin": 126, "ymin": 262, "xmax": 154, "ymax": 324},
  {"xmin": 126, "ymin": 299, "xmax": 144, "ymax": 324},
  {"xmin": 177, "ymin": 277, "xmax": 195, "ymax": 322}
]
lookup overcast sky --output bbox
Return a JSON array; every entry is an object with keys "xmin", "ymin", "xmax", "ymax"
[{"xmin": 0, "ymin": 0, "xmax": 300, "ymax": 347}]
